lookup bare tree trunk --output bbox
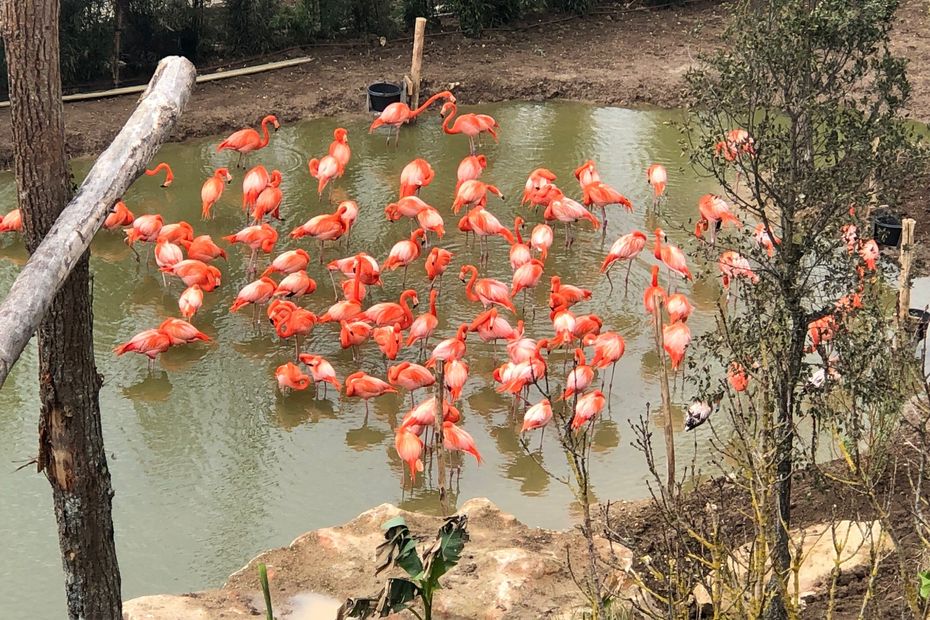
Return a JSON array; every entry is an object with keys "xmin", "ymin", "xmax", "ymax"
[{"xmin": 0, "ymin": 1, "xmax": 122, "ymax": 618}]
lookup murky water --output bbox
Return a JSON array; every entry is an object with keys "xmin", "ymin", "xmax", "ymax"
[{"xmin": 0, "ymin": 101, "xmax": 725, "ymax": 616}]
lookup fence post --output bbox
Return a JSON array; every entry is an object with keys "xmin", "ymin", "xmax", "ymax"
[
  {"xmin": 898, "ymin": 217, "xmax": 916, "ymax": 324},
  {"xmin": 409, "ymin": 17, "xmax": 427, "ymax": 119}
]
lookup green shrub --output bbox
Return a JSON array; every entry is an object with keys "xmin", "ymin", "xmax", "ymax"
[{"xmin": 451, "ymin": 0, "xmax": 523, "ymax": 37}]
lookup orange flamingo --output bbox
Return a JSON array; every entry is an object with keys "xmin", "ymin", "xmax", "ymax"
[
  {"xmin": 666, "ymin": 293, "xmax": 694, "ymax": 323},
  {"xmin": 459, "ymin": 264, "xmax": 517, "ymax": 313},
  {"xmin": 426, "ymin": 323, "xmax": 469, "ymax": 368},
  {"xmin": 696, "ymin": 194, "xmax": 741, "ymax": 244},
  {"xmin": 425, "ymin": 247, "xmax": 452, "ymax": 291},
  {"xmin": 361, "ymin": 289, "xmax": 419, "ymax": 329},
  {"xmin": 369, "ymin": 90, "xmax": 455, "ymax": 144},
  {"xmin": 522, "ymin": 168, "xmax": 558, "ymax": 208},
  {"xmin": 521, "ymin": 399, "xmax": 553, "ymax": 432},
  {"xmin": 114, "ymin": 328, "xmax": 172, "ymax": 369},
  {"xmin": 328, "ymin": 127, "xmax": 351, "ymax": 169},
  {"xmin": 561, "ymin": 348, "xmax": 595, "ymax": 401},
  {"xmin": 103, "ymin": 201, "xmax": 134, "ymax": 230},
  {"xmin": 144, "ymin": 162, "xmax": 174, "ymax": 187},
  {"xmin": 753, "ymin": 222, "xmax": 781, "ymax": 257},
  {"xmin": 718, "ymin": 251, "xmax": 759, "ymax": 289},
  {"xmin": 646, "ymin": 163, "xmax": 667, "ymax": 206},
  {"xmin": 643, "ymin": 265, "xmax": 666, "ymax": 315},
  {"xmin": 276, "ymin": 307, "xmax": 317, "ymax": 357},
  {"xmin": 290, "ymin": 203, "xmax": 349, "ymax": 260},
  {"xmin": 230, "ymin": 277, "xmax": 277, "ymax": 314},
  {"xmin": 581, "ymin": 181, "xmax": 633, "ymax": 227},
  {"xmin": 298, "ymin": 354, "xmax": 341, "ymax": 395},
  {"xmin": 276, "ymin": 362, "xmax": 311, "ymax": 393},
  {"xmin": 154, "ymin": 239, "xmax": 184, "ymax": 285},
  {"xmin": 161, "ymin": 259, "xmax": 222, "ymax": 292},
  {"xmin": 345, "ymin": 371, "xmax": 397, "ymax": 416},
  {"xmin": 125, "ymin": 213, "xmax": 163, "ymax": 246},
  {"xmin": 178, "ymin": 285, "xmax": 203, "ymax": 320},
  {"xmin": 550, "ymin": 276, "xmax": 592, "ymax": 308},
  {"xmin": 859, "ymin": 239, "xmax": 879, "ymax": 271},
  {"xmin": 307, "ymin": 154, "xmax": 343, "ymax": 197},
  {"xmin": 509, "ymin": 216, "xmax": 532, "ymax": 270},
  {"xmin": 416, "ymin": 207, "xmax": 446, "ymax": 241},
  {"xmin": 224, "ymin": 222, "xmax": 278, "ymax": 272},
  {"xmin": 157, "ymin": 221, "xmax": 194, "ymax": 245},
  {"xmin": 452, "ymin": 179, "xmax": 505, "ymax": 214},
  {"xmin": 399, "ymin": 158, "xmax": 435, "ymax": 198},
  {"xmin": 201, "ymin": 168, "xmax": 233, "ymax": 219},
  {"xmin": 217, "ymin": 114, "xmax": 280, "ymax": 167},
  {"xmin": 467, "ymin": 206, "xmax": 515, "ymax": 260},
  {"xmin": 182, "ymin": 235, "xmax": 227, "ymax": 262},
  {"xmin": 584, "ymin": 331, "xmax": 625, "ymax": 389},
  {"xmin": 444, "ymin": 359, "xmax": 469, "ymax": 402},
  {"xmin": 242, "ymin": 165, "xmax": 270, "ymax": 212},
  {"xmin": 252, "ymin": 170, "xmax": 283, "ymax": 222},
  {"xmin": 440, "ymin": 100, "xmax": 499, "ymax": 154},
  {"xmin": 728, "ymin": 362, "xmax": 749, "ymax": 392},
  {"xmin": 544, "ymin": 193, "xmax": 600, "ymax": 247},
  {"xmin": 573, "ymin": 160, "xmax": 600, "ymax": 188},
  {"xmin": 511, "ymin": 258, "xmax": 544, "ymax": 305},
  {"xmin": 443, "ymin": 421, "xmax": 482, "ymax": 463},
  {"xmin": 530, "ymin": 223, "xmax": 553, "ymax": 261},
  {"xmin": 388, "ymin": 361, "xmax": 436, "ymax": 407},
  {"xmin": 570, "ymin": 390, "xmax": 606, "ymax": 431},
  {"xmin": 373, "ymin": 323, "xmax": 404, "ymax": 361},
  {"xmin": 663, "ymin": 321, "xmax": 692, "ymax": 370},
  {"xmin": 383, "ymin": 228, "xmax": 426, "ymax": 286},
  {"xmin": 263, "ymin": 249, "xmax": 311, "ymax": 277},
  {"xmin": 158, "ymin": 318, "xmax": 210, "ymax": 345},
  {"xmin": 395, "ymin": 428, "xmax": 425, "ymax": 480},
  {"xmin": 457, "ymin": 154, "xmax": 487, "ymax": 190},
  {"xmin": 469, "ymin": 308, "xmax": 517, "ymax": 344},
  {"xmin": 385, "ymin": 195, "xmax": 431, "ymax": 222},
  {"xmin": 653, "ymin": 229, "xmax": 692, "ymax": 281},
  {"xmin": 407, "ymin": 289, "xmax": 439, "ymax": 351},
  {"xmin": 273, "ymin": 270, "xmax": 316, "ymax": 299},
  {"xmin": 601, "ymin": 230, "xmax": 647, "ymax": 292}
]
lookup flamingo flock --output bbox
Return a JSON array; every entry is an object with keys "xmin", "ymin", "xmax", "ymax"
[{"xmin": 0, "ymin": 98, "xmax": 883, "ymax": 486}]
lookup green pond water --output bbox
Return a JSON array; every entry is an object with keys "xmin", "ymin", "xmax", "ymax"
[{"xmin": 0, "ymin": 101, "xmax": 727, "ymax": 617}]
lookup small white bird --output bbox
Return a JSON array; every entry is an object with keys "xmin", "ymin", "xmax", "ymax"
[{"xmin": 685, "ymin": 401, "xmax": 714, "ymax": 431}]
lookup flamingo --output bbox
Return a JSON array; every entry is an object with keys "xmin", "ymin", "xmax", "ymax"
[
  {"xmin": 570, "ymin": 390, "xmax": 606, "ymax": 431},
  {"xmin": 337, "ymin": 200, "xmax": 360, "ymax": 248},
  {"xmin": 444, "ymin": 359, "xmax": 469, "ymax": 402},
  {"xmin": 230, "ymin": 277, "xmax": 277, "ymax": 314},
  {"xmin": 103, "ymin": 201, "xmax": 134, "ymax": 230},
  {"xmin": 753, "ymin": 222, "xmax": 780, "ymax": 257},
  {"xmin": 252, "ymin": 170, "xmax": 283, "ymax": 222},
  {"xmin": 275, "ymin": 307, "xmax": 317, "ymax": 357},
  {"xmin": 385, "ymin": 195, "xmax": 431, "ymax": 222},
  {"xmin": 407, "ymin": 289, "xmax": 439, "ymax": 351},
  {"xmin": 544, "ymin": 193, "xmax": 600, "ymax": 247},
  {"xmin": 395, "ymin": 428, "xmax": 424, "ymax": 480},
  {"xmin": 663, "ymin": 320, "xmax": 692, "ymax": 370},
  {"xmin": 443, "ymin": 421, "xmax": 482, "ymax": 463},
  {"xmin": 452, "ymin": 179, "xmax": 505, "ymax": 214},
  {"xmin": 200, "ymin": 168, "xmax": 232, "ymax": 219},
  {"xmin": 361, "ymin": 289, "xmax": 419, "ymax": 329},
  {"xmin": 125, "ymin": 213, "xmax": 163, "ymax": 246},
  {"xmin": 581, "ymin": 181, "xmax": 633, "ymax": 227},
  {"xmin": 511, "ymin": 259, "xmax": 545, "ymax": 309},
  {"xmin": 373, "ymin": 323, "xmax": 404, "ymax": 361},
  {"xmin": 440, "ymin": 100, "xmax": 499, "ymax": 154},
  {"xmin": 242, "ymin": 165, "xmax": 270, "ymax": 212},
  {"xmin": 521, "ymin": 399, "xmax": 553, "ymax": 432},
  {"xmin": 601, "ymin": 230, "xmax": 647, "ymax": 292},
  {"xmin": 561, "ymin": 348, "xmax": 595, "ymax": 401},
  {"xmin": 400, "ymin": 397, "xmax": 443, "ymax": 431},
  {"xmin": 426, "ymin": 247, "xmax": 453, "ymax": 290},
  {"xmin": 344, "ymin": 371, "xmax": 397, "ymax": 416},
  {"xmin": 416, "ymin": 207, "xmax": 446, "ymax": 241},
  {"xmin": 276, "ymin": 362, "xmax": 311, "ymax": 392},
  {"xmin": 383, "ymin": 229, "xmax": 426, "ymax": 287},
  {"xmin": 290, "ymin": 204, "xmax": 349, "ymax": 260},
  {"xmin": 718, "ymin": 251, "xmax": 759, "ymax": 289},
  {"xmin": 369, "ymin": 90, "xmax": 455, "ymax": 144},
  {"xmin": 530, "ymin": 224, "xmax": 554, "ymax": 261},
  {"xmin": 157, "ymin": 221, "xmax": 194, "ymax": 245},
  {"xmin": 157, "ymin": 318, "xmax": 210, "ymax": 345},
  {"xmin": 273, "ymin": 270, "xmax": 316, "ymax": 299},
  {"xmin": 522, "ymin": 168, "xmax": 558, "ymax": 208},
  {"xmin": 653, "ymin": 229, "xmax": 692, "ymax": 280},
  {"xmin": 666, "ymin": 293, "xmax": 694, "ymax": 323},
  {"xmin": 696, "ymin": 194, "xmax": 741, "ymax": 244},
  {"xmin": 572, "ymin": 314, "xmax": 603, "ymax": 340},
  {"xmin": 509, "ymin": 217, "xmax": 532, "ymax": 270},
  {"xmin": 328, "ymin": 127, "xmax": 351, "ymax": 169},
  {"xmin": 340, "ymin": 319, "xmax": 372, "ymax": 360},
  {"xmin": 399, "ymin": 158, "xmax": 435, "ymax": 197},
  {"xmin": 467, "ymin": 206, "xmax": 515, "ymax": 259},
  {"xmin": 178, "ymin": 285, "xmax": 203, "ymax": 320},
  {"xmin": 154, "ymin": 239, "xmax": 183, "ymax": 285},
  {"xmin": 298, "ymin": 354, "xmax": 342, "ymax": 395},
  {"xmin": 161, "ymin": 259, "xmax": 222, "ymax": 292},
  {"xmin": 307, "ymin": 154, "xmax": 343, "ymax": 197},
  {"xmin": 550, "ymin": 276, "xmax": 592, "ymax": 308},
  {"xmin": 457, "ymin": 154, "xmax": 487, "ymax": 190},
  {"xmin": 646, "ymin": 163, "xmax": 667, "ymax": 207},
  {"xmin": 263, "ymin": 249, "xmax": 311, "ymax": 277},
  {"xmin": 388, "ymin": 361, "xmax": 436, "ymax": 403},
  {"xmin": 114, "ymin": 328, "xmax": 172, "ymax": 369},
  {"xmin": 224, "ymin": 222, "xmax": 278, "ymax": 272},
  {"xmin": 573, "ymin": 160, "xmax": 600, "ymax": 187},
  {"xmin": 584, "ymin": 331, "xmax": 625, "ymax": 389},
  {"xmin": 859, "ymin": 239, "xmax": 880, "ymax": 271},
  {"xmin": 318, "ymin": 276, "xmax": 363, "ymax": 323},
  {"xmin": 469, "ymin": 308, "xmax": 517, "ymax": 344},
  {"xmin": 643, "ymin": 265, "xmax": 666, "ymax": 315},
  {"xmin": 459, "ymin": 264, "xmax": 517, "ymax": 313},
  {"xmin": 144, "ymin": 162, "xmax": 174, "ymax": 187},
  {"xmin": 714, "ymin": 128, "xmax": 755, "ymax": 162},
  {"xmin": 426, "ymin": 323, "xmax": 469, "ymax": 367},
  {"xmin": 728, "ymin": 362, "xmax": 749, "ymax": 392},
  {"xmin": 549, "ymin": 304, "xmax": 577, "ymax": 348},
  {"xmin": 182, "ymin": 235, "xmax": 227, "ymax": 262},
  {"xmin": 217, "ymin": 114, "xmax": 280, "ymax": 167}
]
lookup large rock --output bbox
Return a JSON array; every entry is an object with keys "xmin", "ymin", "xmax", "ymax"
[{"xmin": 124, "ymin": 498, "xmax": 633, "ymax": 620}]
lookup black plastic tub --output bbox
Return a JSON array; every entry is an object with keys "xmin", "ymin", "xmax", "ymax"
[
  {"xmin": 368, "ymin": 82, "xmax": 402, "ymax": 113},
  {"xmin": 873, "ymin": 212, "xmax": 903, "ymax": 248}
]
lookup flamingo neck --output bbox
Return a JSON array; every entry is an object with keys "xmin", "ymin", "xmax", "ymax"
[
  {"xmin": 441, "ymin": 103, "xmax": 457, "ymax": 135},
  {"xmin": 429, "ymin": 296, "xmax": 437, "ymax": 317},
  {"xmin": 401, "ymin": 293, "xmax": 414, "ymax": 322},
  {"xmin": 412, "ymin": 91, "xmax": 449, "ymax": 118},
  {"xmin": 514, "ymin": 223, "xmax": 524, "ymax": 244},
  {"xmin": 259, "ymin": 118, "xmax": 272, "ymax": 148},
  {"xmin": 464, "ymin": 268, "xmax": 478, "ymax": 301}
]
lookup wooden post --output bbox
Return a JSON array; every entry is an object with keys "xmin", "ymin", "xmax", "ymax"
[
  {"xmin": 434, "ymin": 359, "xmax": 447, "ymax": 511},
  {"xmin": 898, "ymin": 218, "xmax": 916, "ymax": 324},
  {"xmin": 409, "ymin": 17, "xmax": 427, "ymax": 115},
  {"xmin": 0, "ymin": 56, "xmax": 196, "ymax": 388},
  {"xmin": 653, "ymin": 294, "xmax": 676, "ymax": 494}
]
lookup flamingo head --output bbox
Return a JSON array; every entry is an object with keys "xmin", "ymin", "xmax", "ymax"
[
  {"xmin": 429, "ymin": 288, "xmax": 438, "ymax": 305},
  {"xmin": 269, "ymin": 170, "xmax": 283, "ymax": 186},
  {"xmin": 654, "ymin": 228, "xmax": 666, "ymax": 241},
  {"xmin": 582, "ymin": 333, "xmax": 597, "ymax": 347},
  {"xmin": 263, "ymin": 114, "xmax": 280, "ymax": 130},
  {"xmin": 440, "ymin": 101, "xmax": 455, "ymax": 117},
  {"xmin": 459, "ymin": 264, "xmax": 476, "ymax": 282},
  {"xmin": 216, "ymin": 167, "xmax": 233, "ymax": 183},
  {"xmin": 633, "ymin": 230, "xmax": 648, "ymax": 242},
  {"xmin": 412, "ymin": 228, "xmax": 427, "ymax": 245},
  {"xmin": 456, "ymin": 323, "xmax": 469, "ymax": 340},
  {"xmin": 334, "ymin": 127, "xmax": 348, "ymax": 142},
  {"xmin": 402, "ymin": 289, "xmax": 420, "ymax": 307},
  {"xmin": 514, "ymin": 216, "xmax": 525, "ymax": 230}
]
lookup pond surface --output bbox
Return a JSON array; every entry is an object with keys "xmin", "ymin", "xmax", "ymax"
[{"xmin": 0, "ymin": 101, "xmax": 725, "ymax": 617}]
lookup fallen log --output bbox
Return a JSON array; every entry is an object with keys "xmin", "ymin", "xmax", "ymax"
[{"xmin": 0, "ymin": 55, "xmax": 196, "ymax": 388}]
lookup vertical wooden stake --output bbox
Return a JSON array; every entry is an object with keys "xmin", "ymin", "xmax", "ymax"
[
  {"xmin": 409, "ymin": 17, "xmax": 427, "ymax": 118},
  {"xmin": 434, "ymin": 359, "xmax": 447, "ymax": 512},
  {"xmin": 653, "ymin": 293, "xmax": 676, "ymax": 495},
  {"xmin": 898, "ymin": 218, "xmax": 916, "ymax": 324}
]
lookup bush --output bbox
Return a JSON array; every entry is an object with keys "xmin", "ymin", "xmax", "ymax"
[
  {"xmin": 451, "ymin": 0, "xmax": 523, "ymax": 37},
  {"xmin": 548, "ymin": 0, "xmax": 594, "ymax": 14}
]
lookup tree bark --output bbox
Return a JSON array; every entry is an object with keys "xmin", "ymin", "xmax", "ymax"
[{"xmin": 0, "ymin": 1, "xmax": 122, "ymax": 618}]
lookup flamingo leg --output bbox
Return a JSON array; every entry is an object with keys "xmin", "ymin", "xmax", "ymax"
[
  {"xmin": 328, "ymin": 269, "xmax": 339, "ymax": 301},
  {"xmin": 402, "ymin": 264, "xmax": 408, "ymax": 288},
  {"xmin": 624, "ymin": 259, "xmax": 634, "ymax": 298}
]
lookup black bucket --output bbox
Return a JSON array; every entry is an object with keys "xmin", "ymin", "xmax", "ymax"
[
  {"xmin": 368, "ymin": 82, "xmax": 402, "ymax": 113},
  {"xmin": 873, "ymin": 212, "xmax": 903, "ymax": 248},
  {"xmin": 909, "ymin": 309, "xmax": 930, "ymax": 341}
]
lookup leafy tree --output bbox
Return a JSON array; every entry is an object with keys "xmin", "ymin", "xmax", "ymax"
[{"xmin": 684, "ymin": 0, "xmax": 920, "ymax": 617}]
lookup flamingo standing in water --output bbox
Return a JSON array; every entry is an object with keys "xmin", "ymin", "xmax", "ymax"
[
  {"xmin": 601, "ymin": 230, "xmax": 647, "ymax": 292},
  {"xmin": 509, "ymin": 217, "xmax": 532, "ymax": 270},
  {"xmin": 308, "ymin": 154, "xmax": 343, "ymax": 197},
  {"xmin": 275, "ymin": 362, "xmax": 311, "ymax": 393},
  {"xmin": 457, "ymin": 154, "xmax": 487, "ymax": 190},
  {"xmin": 114, "ymin": 328, "xmax": 172, "ymax": 369},
  {"xmin": 395, "ymin": 428, "xmax": 425, "ymax": 481},
  {"xmin": 425, "ymin": 247, "xmax": 453, "ymax": 292},
  {"xmin": 144, "ymin": 162, "xmax": 174, "ymax": 187},
  {"xmin": 298, "ymin": 354, "xmax": 341, "ymax": 396},
  {"xmin": 544, "ymin": 192, "xmax": 600, "ymax": 247},
  {"xmin": 328, "ymin": 127, "xmax": 351, "ymax": 169},
  {"xmin": 571, "ymin": 390, "xmax": 606, "ymax": 431},
  {"xmin": 263, "ymin": 249, "xmax": 311, "ymax": 277},
  {"xmin": 663, "ymin": 320, "xmax": 692, "ymax": 371},
  {"xmin": 653, "ymin": 229, "xmax": 692, "ymax": 281},
  {"xmin": 217, "ymin": 114, "xmax": 280, "ymax": 167},
  {"xmin": 230, "ymin": 277, "xmax": 277, "ymax": 319},
  {"xmin": 466, "ymin": 206, "xmax": 515, "ymax": 261},
  {"xmin": 388, "ymin": 361, "xmax": 436, "ymax": 406},
  {"xmin": 252, "ymin": 170, "xmax": 283, "ymax": 222},
  {"xmin": 574, "ymin": 160, "xmax": 600, "ymax": 187},
  {"xmin": 696, "ymin": 194, "xmax": 741, "ymax": 245},
  {"xmin": 182, "ymin": 235, "xmax": 226, "ymax": 262},
  {"xmin": 290, "ymin": 203, "xmax": 349, "ymax": 261},
  {"xmin": 154, "ymin": 239, "xmax": 184, "ymax": 286},
  {"xmin": 162, "ymin": 259, "xmax": 221, "ymax": 292},
  {"xmin": 224, "ymin": 222, "xmax": 278, "ymax": 272},
  {"xmin": 201, "ymin": 168, "xmax": 233, "ymax": 219},
  {"xmin": 521, "ymin": 399, "xmax": 553, "ymax": 433},
  {"xmin": 361, "ymin": 289, "xmax": 419, "ymax": 329},
  {"xmin": 646, "ymin": 164, "xmax": 667, "ymax": 208},
  {"xmin": 407, "ymin": 289, "xmax": 439, "ymax": 353},
  {"xmin": 399, "ymin": 158, "xmax": 435, "ymax": 198},
  {"xmin": 242, "ymin": 165, "xmax": 270, "ymax": 212},
  {"xmin": 103, "ymin": 202, "xmax": 133, "ymax": 230},
  {"xmin": 452, "ymin": 179, "xmax": 505, "ymax": 214},
  {"xmin": 345, "ymin": 371, "xmax": 397, "ymax": 417},
  {"xmin": 178, "ymin": 285, "xmax": 203, "ymax": 320},
  {"xmin": 581, "ymin": 180, "xmax": 633, "ymax": 228},
  {"xmin": 522, "ymin": 168, "xmax": 558, "ymax": 209},
  {"xmin": 440, "ymin": 100, "xmax": 499, "ymax": 154},
  {"xmin": 643, "ymin": 265, "xmax": 666, "ymax": 315},
  {"xmin": 383, "ymin": 228, "xmax": 426, "ymax": 287},
  {"xmin": 426, "ymin": 324, "xmax": 469, "ymax": 368},
  {"xmin": 584, "ymin": 331, "xmax": 625, "ymax": 391},
  {"xmin": 369, "ymin": 90, "xmax": 455, "ymax": 144},
  {"xmin": 530, "ymin": 224, "xmax": 554, "ymax": 261},
  {"xmin": 459, "ymin": 264, "xmax": 517, "ymax": 313}
]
